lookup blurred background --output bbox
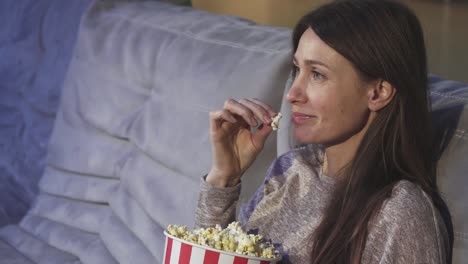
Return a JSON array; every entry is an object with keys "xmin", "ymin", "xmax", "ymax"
[{"xmin": 182, "ymin": 0, "xmax": 468, "ymax": 83}]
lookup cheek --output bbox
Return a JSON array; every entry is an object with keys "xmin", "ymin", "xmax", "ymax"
[
  {"xmin": 323, "ymin": 97, "xmax": 369, "ymax": 141},
  {"xmin": 312, "ymin": 92, "xmax": 340, "ymax": 124},
  {"xmin": 306, "ymin": 89, "xmax": 331, "ymax": 114},
  {"xmin": 319, "ymin": 102, "xmax": 347, "ymax": 131},
  {"xmin": 293, "ymin": 94, "xmax": 336, "ymax": 142},
  {"xmin": 295, "ymin": 93, "xmax": 369, "ymax": 144}
]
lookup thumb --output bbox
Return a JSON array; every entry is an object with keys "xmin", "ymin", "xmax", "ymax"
[{"xmin": 251, "ymin": 123, "xmax": 273, "ymax": 151}]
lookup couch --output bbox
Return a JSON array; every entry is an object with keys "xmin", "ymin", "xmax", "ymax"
[{"xmin": 0, "ymin": 0, "xmax": 467, "ymax": 263}]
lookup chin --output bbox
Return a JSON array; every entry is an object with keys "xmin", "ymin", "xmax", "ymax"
[{"xmin": 294, "ymin": 128, "xmax": 321, "ymax": 145}]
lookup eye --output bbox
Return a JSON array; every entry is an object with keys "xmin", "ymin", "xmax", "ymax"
[
  {"xmin": 311, "ymin": 71, "xmax": 324, "ymax": 80},
  {"xmin": 292, "ymin": 65, "xmax": 300, "ymax": 78}
]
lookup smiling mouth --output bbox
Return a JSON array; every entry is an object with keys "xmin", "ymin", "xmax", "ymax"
[{"xmin": 291, "ymin": 112, "xmax": 314, "ymax": 125}]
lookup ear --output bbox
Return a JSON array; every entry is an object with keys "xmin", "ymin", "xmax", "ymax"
[{"xmin": 367, "ymin": 80, "xmax": 396, "ymax": 112}]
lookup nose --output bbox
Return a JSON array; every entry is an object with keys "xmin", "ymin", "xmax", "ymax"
[{"xmin": 286, "ymin": 76, "xmax": 308, "ymax": 105}]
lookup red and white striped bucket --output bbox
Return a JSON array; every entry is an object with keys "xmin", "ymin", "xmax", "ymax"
[{"xmin": 163, "ymin": 231, "xmax": 282, "ymax": 264}]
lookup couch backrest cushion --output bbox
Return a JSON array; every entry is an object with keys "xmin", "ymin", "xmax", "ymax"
[
  {"xmin": 15, "ymin": 1, "xmax": 292, "ymax": 263},
  {"xmin": 277, "ymin": 75, "xmax": 468, "ymax": 262}
]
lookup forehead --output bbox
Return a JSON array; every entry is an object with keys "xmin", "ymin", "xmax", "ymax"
[{"xmin": 294, "ymin": 28, "xmax": 344, "ymax": 67}]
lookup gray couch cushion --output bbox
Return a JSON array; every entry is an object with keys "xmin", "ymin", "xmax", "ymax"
[
  {"xmin": 1, "ymin": 0, "xmax": 292, "ymax": 263},
  {"xmin": 0, "ymin": 238, "xmax": 33, "ymax": 264},
  {"xmin": 0, "ymin": 225, "xmax": 81, "ymax": 264},
  {"xmin": 277, "ymin": 75, "xmax": 468, "ymax": 263}
]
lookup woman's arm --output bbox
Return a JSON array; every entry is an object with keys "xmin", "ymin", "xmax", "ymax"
[
  {"xmin": 194, "ymin": 149, "xmax": 286, "ymax": 229},
  {"xmin": 195, "ymin": 98, "xmax": 276, "ymax": 228},
  {"xmin": 194, "ymin": 176, "xmax": 242, "ymax": 229}
]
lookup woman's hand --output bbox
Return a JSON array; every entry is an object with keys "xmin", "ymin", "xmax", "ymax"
[{"xmin": 207, "ymin": 98, "xmax": 277, "ymax": 187}]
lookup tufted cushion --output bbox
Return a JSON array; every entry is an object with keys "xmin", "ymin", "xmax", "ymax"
[
  {"xmin": 277, "ymin": 75, "xmax": 468, "ymax": 263},
  {"xmin": 1, "ymin": 0, "xmax": 292, "ymax": 263}
]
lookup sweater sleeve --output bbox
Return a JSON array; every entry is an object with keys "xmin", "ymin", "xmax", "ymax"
[
  {"xmin": 362, "ymin": 181, "xmax": 450, "ymax": 264},
  {"xmin": 194, "ymin": 151, "xmax": 297, "ymax": 229},
  {"xmin": 194, "ymin": 176, "xmax": 242, "ymax": 229}
]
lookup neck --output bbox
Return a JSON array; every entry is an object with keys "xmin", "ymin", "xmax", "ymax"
[
  {"xmin": 323, "ymin": 141, "xmax": 358, "ymax": 178},
  {"xmin": 323, "ymin": 113, "xmax": 375, "ymax": 178}
]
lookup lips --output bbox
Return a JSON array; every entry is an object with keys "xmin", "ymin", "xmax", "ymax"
[{"xmin": 291, "ymin": 112, "xmax": 314, "ymax": 125}]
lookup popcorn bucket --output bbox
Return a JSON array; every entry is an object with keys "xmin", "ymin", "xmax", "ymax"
[{"xmin": 163, "ymin": 231, "xmax": 282, "ymax": 264}]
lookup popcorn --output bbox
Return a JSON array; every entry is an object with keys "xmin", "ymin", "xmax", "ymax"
[
  {"xmin": 270, "ymin": 113, "xmax": 282, "ymax": 131},
  {"xmin": 165, "ymin": 221, "xmax": 280, "ymax": 259},
  {"xmin": 167, "ymin": 224, "xmax": 188, "ymax": 238}
]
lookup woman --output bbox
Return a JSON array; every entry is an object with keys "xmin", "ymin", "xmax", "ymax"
[{"xmin": 195, "ymin": 0, "xmax": 453, "ymax": 263}]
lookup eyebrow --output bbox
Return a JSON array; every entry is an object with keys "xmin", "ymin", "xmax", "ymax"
[{"xmin": 293, "ymin": 56, "xmax": 330, "ymax": 70}]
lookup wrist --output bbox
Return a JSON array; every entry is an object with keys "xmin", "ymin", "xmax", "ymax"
[{"xmin": 206, "ymin": 170, "xmax": 240, "ymax": 187}]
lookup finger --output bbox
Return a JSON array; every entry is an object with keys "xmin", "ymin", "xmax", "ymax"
[
  {"xmin": 251, "ymin": 123, "xmax": 273, "ymax": 150},
  {"xmin": 239, "ymin": 98, "xmax": 273, "ymax": 124},
  {"xmin": 250, "ymin": 98, "xmax": 277, "ymax": 117},
  {"xmin": 209, "ymin": 110, "xmax": 237, "ymax": 131},
  {"xmin": 224, "ymin": 99, "xmax": 258, "ymax": 127}
]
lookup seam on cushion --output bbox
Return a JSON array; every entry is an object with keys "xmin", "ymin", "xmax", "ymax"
[
  {"xmin": 0, "ymin": 235, "xmax": 37, "ymax": 264},
  {"xmin": 113, "ymin": 2, "xmax": 288, "ymax": 35},
  {"xmin": 44, "ymin": 164, "xmax": 122, "ymax": 183},
  {"xmin": 38, "ymin": 192, "xmax": 110, "ymax": 207},
  {"xmin": 104, "ymin": 12, "xmax": 290, "ymax": 54},
  {"xmin": 40, "ymin": 184, "xmax": 111, "ymax": 205},
  {"xmin": 33, "ymin": 191, "xmax": 110, "ymax": 210},
  {"xmin": 40, "ymin": 166, "xmax": 119, "ymax": 204},
  {"xmin": 21, "ymin": 214, "xmax": 114, "ymax": 263},
  {"xmin": 106, "ymin": 186, "xmax": 166, "ymax": 262},
  {"xmin": 68, "ymin": 79, "xmax": 132, "ymax": 143},
  {"xmin": 128, "ymin": 140, "xmax": 200, "ymax": 185},
  {"xmin": 68, "ymin": 42, "xmax": 154, "ymax": 94},
  {"xmin": 25, "ymin": 212, "xmax": 100, "ymax": 237},
  {"xmin": 114, "ymin": 183, "xmax": 167, "ymax": 233},
  {"xmin": 455, "ymin": 232, "xmax": 468, "ymax": 241},
  {"xmin": 105, "ymin": 209, "xmax": 158, "ymax": 262},
  {"xmin": 11, "ymin": 224, "xmax": 80, "ymax": 263},
  {"xmin": 431, "ymin": 91, "xmax": 468, "ymax": 101},
  {"xmin": 46, "ymin": 163, "xmax": 119, "ymax": 181},
  {"xmin": 29, "ymin": 193, "xmax": 110, "ymax": 233}
]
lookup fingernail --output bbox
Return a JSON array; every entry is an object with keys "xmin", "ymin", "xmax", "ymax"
[
  {"xmin": 250, "ymin": 118, "xmax": 258, "ymax": 126},
  {"xmin": 263, "ymin": 115, "xmax": 272, "ymax": 123}
]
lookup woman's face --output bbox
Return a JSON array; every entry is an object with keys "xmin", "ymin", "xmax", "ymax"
[{"xmin": 287, "ymin": 28, "xmax": 373, "ymax": 147}]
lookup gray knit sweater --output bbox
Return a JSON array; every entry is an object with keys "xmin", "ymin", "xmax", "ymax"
[{"xmin": 195, "ymin": 146, "xmax": 450, "ymax": 263}]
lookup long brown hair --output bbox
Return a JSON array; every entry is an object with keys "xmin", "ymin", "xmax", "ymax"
[{"xmin": 291, "ymin": 1, "xmax": 454, "ymax": 263}]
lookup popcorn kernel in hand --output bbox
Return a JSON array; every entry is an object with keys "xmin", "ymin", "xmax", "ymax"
[{"xmin": 271, "ymin": 113, "xmax": 283, "ymax": 131}]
